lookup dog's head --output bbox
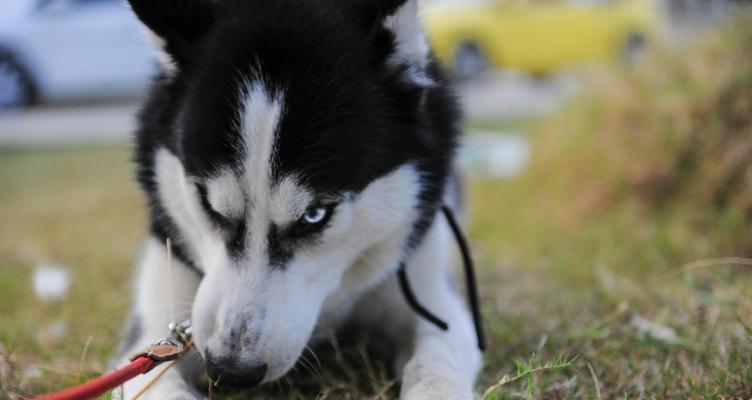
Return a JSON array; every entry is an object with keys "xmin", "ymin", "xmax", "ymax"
[{"xmin": 130, "ymin": 0, "xmax": 459, "ymax": 387}]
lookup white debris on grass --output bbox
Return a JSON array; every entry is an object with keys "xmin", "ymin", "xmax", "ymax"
[
  {"xmin": 22, "ymin": 365, "xmax": 42, "ymax": 380},
  {"xmin": 631, "ymin": 315, "xmax": 680, "ymax": 344},
  {"xmin": 38, "ymin": 320, "xmax": 68, "ymax": 345},
  {"xmin": 32, "ymin": 264, "xmax": 71, "ymax": 302},
  {"xmin": 45, "ymin": 320, "xmax": 68, "ymax": 340},
  {"xmin": 461, "ymin": 133, "xmax": 531, "ymax": 178}
]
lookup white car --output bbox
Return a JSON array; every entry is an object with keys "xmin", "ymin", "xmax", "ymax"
[{"xmin": 0, "ymin": 0, "xmax": 157, "ymax": 109}]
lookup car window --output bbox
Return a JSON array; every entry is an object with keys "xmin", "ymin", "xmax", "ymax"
[
  {"xmin": 72, "ymin": 0, "xmax": 118, "ymax": 5},
  {"xmin": 37, "ymin": 0, "xmax": 116, "ymax": 13},
  {"xmin": 563, "ymin": 0, "xmax": 612, "ymax": 5}
]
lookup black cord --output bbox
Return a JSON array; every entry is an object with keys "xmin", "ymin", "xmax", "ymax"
[
  {"xmin": 397, "ymin": 264, "xmax": 449, "ymax": 331},
  {"xmin": 442, "ymin": 205, "xmax": 486, "ymax": 351},
  {"xmin": 396, "ymin": 205, "xmax": 486, "ymax": 351}
]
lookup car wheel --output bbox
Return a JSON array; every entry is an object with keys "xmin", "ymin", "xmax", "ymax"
[
  {"xmin": 621, "ymin": 33, "xmax": 646, "ymax": 67},
  {"xmin": 453, "ymin": 41, "xmax": 487, "ymax": 80},
  {"xmin": 0, "ymin": 52, "xmax": 35, "ymax": 110}
]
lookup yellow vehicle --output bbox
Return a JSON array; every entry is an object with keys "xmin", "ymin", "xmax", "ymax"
[{"xmin": 424, "ymin": 0, "xmax": 659, "ymax": 77}]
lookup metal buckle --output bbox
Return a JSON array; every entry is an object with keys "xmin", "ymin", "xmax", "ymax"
[
  {"xmin": 169, "ymin": 319, "xmax": 192, "ymax": 344},
  {"xmin": 129, "ymin": 319, "xmax": 192, "ymax": 364},
  {"xmin": 129, "ymin": 338, "xmax": 183, "ymax": 363}
]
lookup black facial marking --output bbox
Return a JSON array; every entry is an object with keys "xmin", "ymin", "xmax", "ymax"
[
  {"xmin": 227, "ymin": 218, "xmax": 247, "ymax": 259},
  {"xmin": 266, "ymin": 224, "xmax": 293, "ymax": 269},
  {"xmin": 195, "ymin": 183, "xmax": 228, "ymax": 227},
  {"xmin": 195, "ymin": 183, "xmax": 247, "ymax": 257}
]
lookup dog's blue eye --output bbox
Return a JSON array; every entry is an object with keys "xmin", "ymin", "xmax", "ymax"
[
  {"xmin": 291, "ymin": 204, "xmax": 336, "ymax": 238},
  {"xmin": 303, "ymin": 206, "xmax": 328, "ymax": 224}
]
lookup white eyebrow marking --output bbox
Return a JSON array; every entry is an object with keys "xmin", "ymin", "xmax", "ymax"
[
  {"xmin": 206, "ymin": 170, "xmax": 245, "ymax": 220},
  {"xmin": 268, "ymin": 176, "xmax": 313, "ymax": 225}
]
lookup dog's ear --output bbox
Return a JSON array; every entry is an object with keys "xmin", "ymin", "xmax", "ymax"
[
  {"xmin": 350, "ymin": 0, "xmax": 433, "ymax": 86},
  {"xmin": 127, "ymin": 0, "xmax": 216, "ymax": 70}
]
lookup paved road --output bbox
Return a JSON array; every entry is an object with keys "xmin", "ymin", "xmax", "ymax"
[
  {"xmin": 460, "ymin": 71, "xmax": 578, "ymax": 121},
  {"xmin": 0, "ymin": 101, "xmax": 140, "ymax": 147},
  {"xmin": 0, "ymin": 72, "xmax": 577, "ymax": 147}
]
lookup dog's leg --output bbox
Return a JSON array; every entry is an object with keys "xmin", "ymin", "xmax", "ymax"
[
  {"xmin": 396, "ymin": 217, "xmax": 482, "ymax": 400},
  {"xmin": 113, "ymin": 238, "xmax": 204, "ymax": 400}
]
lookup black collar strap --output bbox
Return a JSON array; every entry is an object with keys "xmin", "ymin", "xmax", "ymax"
[{"xmin": 397, "ymin": 205, "xmax": 486, "ymax": 351}]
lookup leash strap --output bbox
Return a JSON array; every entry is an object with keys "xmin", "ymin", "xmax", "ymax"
[
  {"xmin": 397, "ymin": 205, "xmax": 486, "ymax": 351},
  {"xmin": 34, "ymin": 356, "xmax": 156, "ymax": 400},
  {"xmin": 36, "ymin": 322, "xmax": 191, "ymax": 400}
]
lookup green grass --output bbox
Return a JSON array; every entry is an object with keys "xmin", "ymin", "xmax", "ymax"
[
  {"xmin": 0, "ymin": 146, "xmax": 144, "ymax": 397},
  {"xmin": 2, "ymin": 18, "xmax": 752, "ymax": 400}
]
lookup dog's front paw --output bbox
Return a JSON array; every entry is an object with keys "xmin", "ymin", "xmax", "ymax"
[
  {"xmin": 400, "ymin": 361, "xmax": 472, "ymax": 400},
  {"xmin": 401, "ymin": 378, "xmax": 472, "ymax": 400}
]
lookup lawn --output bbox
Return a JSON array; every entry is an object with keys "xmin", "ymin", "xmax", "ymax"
[{"xmin": 2, "ymin": 18, "xmax": 752, "ymax": 400}]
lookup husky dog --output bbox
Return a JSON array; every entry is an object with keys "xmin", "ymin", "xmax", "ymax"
[{"xmin": 117, "ymin": 0, "xmax": 482, "ymax": 398}]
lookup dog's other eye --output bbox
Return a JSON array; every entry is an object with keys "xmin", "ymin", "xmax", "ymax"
[
  {"xmin": 303, "ymin": 206, "xmax": 328, "ymax": 224},
  {"xmin": 289, "ymin": 204, "xmax": 336, "ymax": 239},
  {"xmin": 298, "ymin": 204, "xmax": 336, "ymax": 230}
]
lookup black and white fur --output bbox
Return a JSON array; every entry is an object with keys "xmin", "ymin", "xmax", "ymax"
[{"xmin": 116, "ymin": 0, "xmax": 482, "ymax": 398}]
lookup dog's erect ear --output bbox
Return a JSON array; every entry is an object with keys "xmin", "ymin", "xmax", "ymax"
[
  {"xmin": 127, "ymin": 0, "xmax": 215, "ymax": 69},
  {"xmin": 351, "ymin": 0, "xmax": 433, "ymax": 86}
]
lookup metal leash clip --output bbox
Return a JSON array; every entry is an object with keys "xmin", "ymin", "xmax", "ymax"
[
  {"xmin": 129, "ymin": 319, "xmax": 192, "ymax": 365},
  {"xmin": 168, "ymin": 319, "xmax": 193, "ymax": 345}
]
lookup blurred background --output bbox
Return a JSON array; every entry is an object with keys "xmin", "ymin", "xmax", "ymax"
[{"xmin": 1, "ymin": 0, "xmax": 751, "ymax": 398}]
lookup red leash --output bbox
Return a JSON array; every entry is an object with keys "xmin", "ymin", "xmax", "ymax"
[
  {"xmin": 35, "ymin": 356, "xmax": 156, "ymax": 400},
  {"xmin": 35, "ymin": 321, "xmax": 192, "ymax": 400}
]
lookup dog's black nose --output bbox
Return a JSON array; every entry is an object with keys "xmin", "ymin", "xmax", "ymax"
[{"xmin": 206, "ymin": 354, "xmax": 267, "ymax": 388}]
